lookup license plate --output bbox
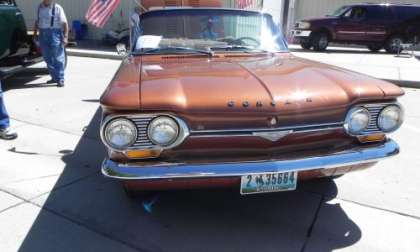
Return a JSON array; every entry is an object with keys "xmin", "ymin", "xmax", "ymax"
[{"xmin": 240, "ymin": 171, "xmax": 298, "ymax": 195}]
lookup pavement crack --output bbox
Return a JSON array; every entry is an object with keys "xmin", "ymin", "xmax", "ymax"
[
  {"xmin": 0, "ymin": 201, "xmax": 26, "ymax": 215},
  {"xmin": 300, "ymin": 195, "xmax": 324, "ymax": 252},
  {"xmin": 4, "ymin": 173, "xmax": 63, "ymax": 184},
  {"xmin": 0, "ymin": 189, "xmax": 27, "ymax": 214},
  {"xmin": 338, "ymin": 197, "xmax": 420, "ymax": 221},
  {"xmin": 28, "ymin": 171, "xmax": 101, "ymax": 202}
]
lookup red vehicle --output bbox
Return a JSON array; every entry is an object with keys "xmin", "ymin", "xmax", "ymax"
[{"xmin": 292, "ymin": 3, "xmax": 420, "ymax": 53}]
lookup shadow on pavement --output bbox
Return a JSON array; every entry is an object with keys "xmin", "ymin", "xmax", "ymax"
[
  {"xmin": 17, "ymin": 108, "xmax": 362, "ymax": 252},
  {"xmin": 2, "ymin": 68, "xmax": 54, "ymax": 91}
]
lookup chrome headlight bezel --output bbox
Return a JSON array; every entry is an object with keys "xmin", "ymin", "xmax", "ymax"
[
  {"xmin": 102, "ymin": 118, "xmax": 138, "ymax": 151},
  {"xmin": 101, "ymin": 114, "xmax": 190, "ymax": 152},
  {"xmin": 378, "ymin": 104, "xmax": 404, "ymax": 133},
  {"xmin": 344, "ymin": 107, "xmax": 371, "ymax": 136},
  {"xmin": 147, "ymin": 116, "xmax": 180, "ymax": 147}
]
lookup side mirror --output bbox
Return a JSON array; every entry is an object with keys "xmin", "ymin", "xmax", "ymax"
[{"xmin": 116, "ymin": 43, "xmax": 127, "ymax": 56}]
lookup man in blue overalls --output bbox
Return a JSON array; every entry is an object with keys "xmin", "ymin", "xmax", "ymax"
[
  {"xmin": 0, "ymin": 81, "xmax": 18, "ymax": 140},
  {"xmin": 34, "ymin": 0, "xmax": 68, "ymax": 87}
]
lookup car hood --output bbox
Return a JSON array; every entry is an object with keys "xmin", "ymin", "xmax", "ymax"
[
  {"xmin": 101, "ymin": 54, "xmax": 403, "ymax": 129},
  {"xmin": 140, "ymin": 54, "xmax": 401, "ymax": 107}
]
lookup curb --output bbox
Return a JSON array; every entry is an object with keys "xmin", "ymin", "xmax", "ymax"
[
  {"xmin": 66, "ymin": 49, "xmax": 123, "ymax": 60},
  {"xmin": 386, "ymin": 79, "xmax": 420, "ymax": 89}
]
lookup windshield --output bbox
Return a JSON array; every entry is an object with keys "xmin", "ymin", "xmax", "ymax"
[
  {"xmin": 131, "ymin": 9, "xmax": 288, "ymax": 54},
  {"xmin": 328, "ymin": 6, "xmax": 350, "ymax": 17}
]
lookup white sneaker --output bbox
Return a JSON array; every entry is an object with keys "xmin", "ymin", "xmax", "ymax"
[{"xmin": 0, "ymin": 127, "xmax": 18, "ymax": 140}]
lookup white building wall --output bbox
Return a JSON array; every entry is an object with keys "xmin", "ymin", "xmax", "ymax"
[{"xmin": 262, "ymin": 0, "xmax": 284, "ymax": 25}]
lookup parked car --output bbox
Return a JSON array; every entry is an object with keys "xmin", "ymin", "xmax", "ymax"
[
  {"xmin": 100, "ymin": 7, "xmax": 404, "ymax": 197},
  {"xmin": 0, "ymin": 0, "xmax": 42, "ymax": 79},
  {"xmin": 292, "ymin": 3, "xmax": 420, "ymax": 53}
]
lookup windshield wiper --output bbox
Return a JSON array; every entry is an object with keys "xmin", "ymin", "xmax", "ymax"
[
  {"xmin": 209, "ymin": 45, "xmax": 271, "ymax": 54},
  {"xmin": 141, "ymin": 47, "xmax": 214, "ymax": 57}
]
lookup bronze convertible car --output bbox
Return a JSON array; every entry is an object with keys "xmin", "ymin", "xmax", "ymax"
[{"xmin": 99, "ymin": 8, "xmax": 404, "ymax": 196}]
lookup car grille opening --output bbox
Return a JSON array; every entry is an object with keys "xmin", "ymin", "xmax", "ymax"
[
  {"xmin": 129, "ymin": 116, "xmax": 156, "ymax": 149},
  {"xmin": 362, "ymin": 104, "xmax": 388, "ymax": 135}
]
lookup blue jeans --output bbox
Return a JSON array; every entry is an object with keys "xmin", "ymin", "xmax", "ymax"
[
  {"xmin": 39, "ymin": 29, "xmax": 65, "ymax": 82},
  {"xmin": 0, "ymin": 81, "xmax": 10, "ymax": 130}
]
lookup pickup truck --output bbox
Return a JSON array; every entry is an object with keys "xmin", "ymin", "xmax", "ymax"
[{"xmin": 0, "ymin": 0, "xmax": 42, "ymax": 79}]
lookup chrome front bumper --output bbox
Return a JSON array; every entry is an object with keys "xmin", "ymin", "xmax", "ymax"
[
  {"xmin": 292, "ymin": 30, "xmax": 312, "ymax": 37},
  {"xmin": 102, "ymin": 139, "xmax": 399, "ymax": 180}
]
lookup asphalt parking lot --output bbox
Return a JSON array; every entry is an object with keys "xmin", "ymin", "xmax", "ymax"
[{"xmin": 0, "ymin": 52, "xmax": 420, "ymax": 252}]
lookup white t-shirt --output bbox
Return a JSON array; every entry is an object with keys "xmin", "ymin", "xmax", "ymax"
[{"xmin": 36, "ymin": 3, "xmax": 67, "ymax": 29}]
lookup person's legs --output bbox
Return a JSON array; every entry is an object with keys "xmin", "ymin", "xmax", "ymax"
[
  {"xmin": 0, "ymin": 81, "xmax": 10, "ymax": 130},
  {"xmin": 50, "ymin": 30, "xmax": 65, "ymax": 86},
  {"xmin": 0, "ymin": 81, "xmax": 17, "ymax": 140},
  {"xmin": 39, "ymin": 29, "xmax": 57, "ymax": 82},
  {"xmin": 52, "ymin": 44, "xmax": 65, "ymax": 85}
]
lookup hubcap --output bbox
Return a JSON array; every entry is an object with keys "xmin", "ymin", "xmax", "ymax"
[
  {"xmin": 319, "ymin": 36, "xmax": 328, "ymax": 48},
  {"xmin": 390, "ymin": 38, "xmax": 403, "ymax": 51}
]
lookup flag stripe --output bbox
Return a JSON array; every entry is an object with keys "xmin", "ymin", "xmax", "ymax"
[
  {"xmin": 95, "ymin": 0, "xmax": 120, "ymax": 27},
  {"xmin": 85, "ymin": 0, "xmax": 121, "ymax": 28},
  {"xmin": 237, "ymin": 0, "xmax": 255, "ymax": 9},
  {"xmin": 93, "ymin": 0, "xmax": 119, "ymax": 27},
  {"xmin": 87, "ymin": 1, "xmax": 113, "ymax": 22}
]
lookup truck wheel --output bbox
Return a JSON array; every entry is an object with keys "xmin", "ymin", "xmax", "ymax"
[
  {"xmin": 300, "ymin": 41, "xmax": 312, "ymax": 50},
  {"xmin": 385, "ymin": 35, "xmax": 404, "ymax": 54},
  {"xmin": 367, "ymin": 44, "xmax": 382, "ymax": 52},
  {"xmin": 312, "ymin": 32, "xmax": 329, "ymax": 52}
]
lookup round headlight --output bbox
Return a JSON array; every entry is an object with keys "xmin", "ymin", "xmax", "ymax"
[
  {"xmin": 378, "ymin": 105, "xmax": 404, "ymax": 133},
  {"xmin": 148, "ymin": 116, "xmax": 179, "ymax": 146},
  {"xmin": 345, "ymin": 107, "xmax": 370, "ymax": 135},
  {"xmin": 104, "ymin": 119, "xmax": 137, "ymax": 150}
]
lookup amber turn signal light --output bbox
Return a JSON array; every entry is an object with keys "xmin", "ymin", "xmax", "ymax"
[
  {"xmin": 126, "ymin": 149, "xmax": 162, "ymax": 159},
  {"xmin": 357, "ymin": 134, "xmax": 386, "ymax": 143}
]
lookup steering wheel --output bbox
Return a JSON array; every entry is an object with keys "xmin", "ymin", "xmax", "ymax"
[{"xmin": 233, "ymin": 37, "xmax": 260, "ymax": 46}]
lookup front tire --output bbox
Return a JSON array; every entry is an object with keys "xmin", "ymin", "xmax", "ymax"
[
  {"xmin": 367, "ymin": 44, "xmax": 382, "ymax": 52},
  {"xmin": 385, "ymin": 35, "xmax": 404, "ymax": 54},
  {"xmin": 312, "ymin": 32, "xmax": 329, "ymax": 52},
  {"xmin": 300, "ymin": 41, "xmax": 312, "ymax": 50}
]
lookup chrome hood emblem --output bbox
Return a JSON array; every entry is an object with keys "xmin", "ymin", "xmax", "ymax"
[{"xmin": 252, "ymin": 130, "xmax": 292, "ymax": 142}]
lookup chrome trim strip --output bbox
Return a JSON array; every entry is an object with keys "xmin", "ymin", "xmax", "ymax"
[
  {"xmin": 102, "ymin": 139, "xmax": 399, "ymax": 180},
  {"xmin": 190, "ymin": 122, "xmax": 344, "ymax": 135},
  {"xmin": 189, "ymin": 126, "xmax": 343, "ymax": 138}
]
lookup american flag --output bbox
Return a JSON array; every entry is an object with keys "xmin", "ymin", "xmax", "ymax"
[
  {"xmin": 237, "ymin": 0, "xmax": 255, "ymax": 9},
  {"xmin": 85, "ymin": 0, "xmax": 121, "ymax": 28}
]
